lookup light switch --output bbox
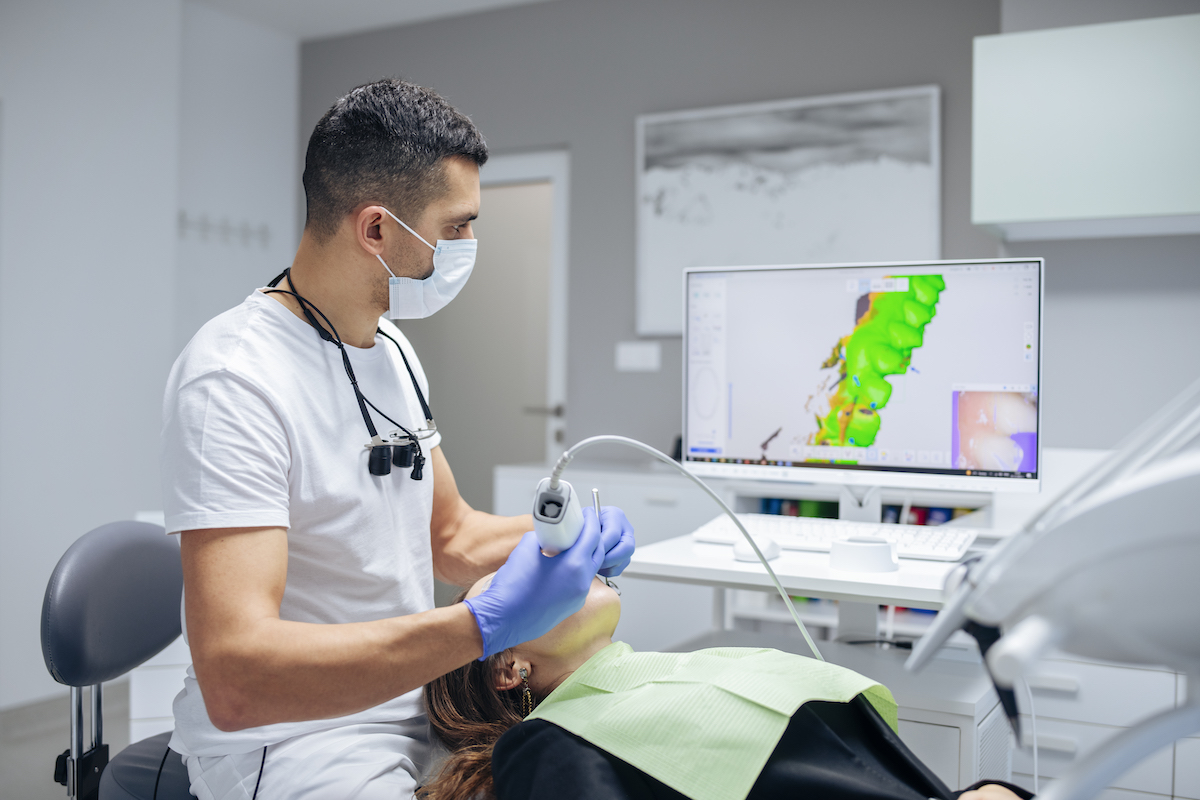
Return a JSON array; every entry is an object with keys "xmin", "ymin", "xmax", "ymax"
[{"xmin": 615, "ymin": 341, "xmax": 661, "ymax": 372}]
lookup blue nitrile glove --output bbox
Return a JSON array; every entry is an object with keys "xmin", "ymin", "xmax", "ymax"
[
  {"xmin": 464, "ymin": 518, "xmax": 606, "ymax": 659},
  {"xmin": 594, "ymin": 506, "xmax": 636, "ymax": 578}
]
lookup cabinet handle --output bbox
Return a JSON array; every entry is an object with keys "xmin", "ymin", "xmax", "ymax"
[
  {"xmin": 1026, "ymin": 674, "xmax": 1080, "ymax": 694},
  {"xmin": 1021, "ymin": 732, "xmax": 1077, "ymax": 756},
  {"xmin": 645, "ymin": 497, "xmax": 678, "ymax": 507}
]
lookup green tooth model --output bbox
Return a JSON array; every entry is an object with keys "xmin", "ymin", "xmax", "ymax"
[{"xmin": 810, "ymin": 275, "xmax": 944, "ymax": 458}]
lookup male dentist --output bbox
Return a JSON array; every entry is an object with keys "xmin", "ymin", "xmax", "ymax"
[{"xmin": 161, "ymin": 78, "xmax": 635, "ymax": 799}]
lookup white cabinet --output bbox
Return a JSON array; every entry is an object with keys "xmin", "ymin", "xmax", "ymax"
[
  {"xmin": 129, "ymin": 636, "xmax": 190, "ymax": 743},
  {"xmin": 1176, "ymin": 737, "xmax": 1200, "ymax": 800},
  {"xmin": 1013, "ymin": 653, "xmax": 1182, "ymax": 798},
  {"xmin": 973, "ymin": 14, "xmax": 1200, "ymax": 240}
]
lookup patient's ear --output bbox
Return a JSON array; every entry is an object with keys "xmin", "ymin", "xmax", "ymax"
[{"xmin": 492, "ymin": 652, "xmax": 532, "ymax": 692}]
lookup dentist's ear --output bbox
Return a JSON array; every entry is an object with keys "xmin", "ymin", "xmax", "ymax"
[
  {"xmin": 492, "ymin": 652, "xmax": 532, "ymax": 692},
  {"xmin": 352, "ymin": 205, "xmax": 388, "ymax": 257}
]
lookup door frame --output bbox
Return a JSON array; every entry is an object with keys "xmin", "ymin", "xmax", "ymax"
[{"xmin": 479, "ymin": 150, "xmax": 570, "ymax": 466}]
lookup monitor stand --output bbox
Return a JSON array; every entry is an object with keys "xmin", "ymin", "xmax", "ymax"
[
  {"xmin": 837, "ymin": 485, "xmax": 885, "ymax": 642},
  {"xmin": 838, "ymin": 485, "xmax": 881, "ymax": 523}
]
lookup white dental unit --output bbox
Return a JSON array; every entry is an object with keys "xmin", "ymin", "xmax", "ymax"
[{"xmin": 907, "ymin": 379, "xmax": 1200, "ymax": 800}]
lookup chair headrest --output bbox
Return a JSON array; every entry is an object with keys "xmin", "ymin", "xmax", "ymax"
[{"xmin": 41, "ymin": 520, "xmax": 183, "ymax": 686}]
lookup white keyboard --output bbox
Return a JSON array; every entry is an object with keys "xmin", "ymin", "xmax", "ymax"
[{"xmin": 692, "ymin": 513, "xmax": 977, "ymax": 562}]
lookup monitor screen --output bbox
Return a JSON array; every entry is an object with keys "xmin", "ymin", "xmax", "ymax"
[{"xmin": 683, "ymin": 259, "xmax": 1043, "ymax": 492}]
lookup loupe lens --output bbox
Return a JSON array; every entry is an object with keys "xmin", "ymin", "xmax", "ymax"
[
  {"xmin": 392, "ymin": 442, "xmax": 414, "ymax": 468},
  {"xmin": 369, "ymin": 446, "xmax": 393, "ymax": 476}
]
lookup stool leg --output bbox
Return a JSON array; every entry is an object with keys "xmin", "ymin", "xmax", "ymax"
[
  {"xmin": 70, "ymin": 686, "xmax": 84, "ymax": 797},
  {"xmin": 90, "ymin": 684, "xmax": 103, "ymax": 750}
]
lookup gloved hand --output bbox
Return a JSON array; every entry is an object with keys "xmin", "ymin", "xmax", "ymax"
[
  {"xmin": 464, "ymin": 516, "xmax": 607, "ymax": 659},
  {"xmin": 594, "ymin": 506, "xmax": 635, "ymax": 578}
]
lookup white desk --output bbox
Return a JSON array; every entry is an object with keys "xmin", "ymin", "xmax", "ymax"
[
  {"xmin": 620, "ymin": 448, "xmax": 1114, "ymax": 637},
  {"xmin": 625, "ymin": 535, "xmax": 960, "ymax": 609}
]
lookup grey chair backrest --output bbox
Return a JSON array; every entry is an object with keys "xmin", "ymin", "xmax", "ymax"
[{"xmin": 42, "ymin": 521, "xmax": 183, "ymax": 687}]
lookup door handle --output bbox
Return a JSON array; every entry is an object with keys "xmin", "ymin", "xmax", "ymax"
[
  {"xmin": 1026, "ymin": 674, "xmax": 1080, "ymax": 695},
  {"xmin": 645, "ymin": 497, "xmax": 679, "ymax": 507},
  {"xmin": 1021, "ymin": 732, "xmax": 1077, "ymax": 756},
  {"xmin": 523, "ymin": 404, "xmax": 564, "ymax": 417}
]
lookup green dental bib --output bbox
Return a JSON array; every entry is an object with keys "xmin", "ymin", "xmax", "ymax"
[{"xmin": 524, "ymin": 642, "xmax": 897, "ymax": 800}]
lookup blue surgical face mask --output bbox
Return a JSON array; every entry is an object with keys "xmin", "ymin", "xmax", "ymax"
[{"xmin": 376, "ymin": 208, "xmax": 477, "ymax": 319}]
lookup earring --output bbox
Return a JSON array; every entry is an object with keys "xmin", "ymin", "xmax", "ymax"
[{"xmin": 519, "ymin": 667, "xmax": 534, "ymax": 717}]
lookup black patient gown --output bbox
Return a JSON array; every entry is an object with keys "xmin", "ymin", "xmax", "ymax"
[{"xmin": 492, "ymin": 695, "xmax": 1033, "ymax": 800}]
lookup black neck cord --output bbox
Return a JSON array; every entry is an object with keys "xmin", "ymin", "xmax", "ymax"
[
  {"xmin": 252, "ymin": 745, "xmax": 266, "ymax": 799},
  {"xmin": 377, "ymin": 328, "xmax": 434, "ymax": 424},
  {"xmin": 264, "ymin": 269, "xmax": 432, "ymax": 477}
]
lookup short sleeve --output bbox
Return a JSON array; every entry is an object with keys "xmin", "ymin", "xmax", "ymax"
[{"xmin": 161, "ymin": 371, "xmax": 291, "ymax": 535}]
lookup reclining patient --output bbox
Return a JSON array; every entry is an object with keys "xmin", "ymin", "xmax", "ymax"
[{"xmin": 422, "ymin": 574, "xmax": 1031, "ymax": 800}]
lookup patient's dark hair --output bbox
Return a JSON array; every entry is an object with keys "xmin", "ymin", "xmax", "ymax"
[
  {"xmin": 303, "ymin": 78, "xmax": 488, "ymax": 243},
  {"xmin": 421, "ymin": 591, "xmax": 546, "ymax": 800}
]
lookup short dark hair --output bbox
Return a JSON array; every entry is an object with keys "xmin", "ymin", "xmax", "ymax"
[{"xmin": 302, "ymin": 78, "xmax": 488, "ymax": 243}]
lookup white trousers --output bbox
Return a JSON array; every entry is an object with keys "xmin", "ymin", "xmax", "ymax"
[{"xmin": 184, "ymin": 718, "xmax": 432, "ymax": 800}]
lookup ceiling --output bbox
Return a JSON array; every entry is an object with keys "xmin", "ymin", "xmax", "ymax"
[{"xmin": 190, "ymin": 0, "xmax": 558, "ymax": 41}]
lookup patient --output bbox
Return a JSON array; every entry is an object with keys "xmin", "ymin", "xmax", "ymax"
[{"xmin": 422, "ymin": 574, "xmax": 1030, "ymax": 800}]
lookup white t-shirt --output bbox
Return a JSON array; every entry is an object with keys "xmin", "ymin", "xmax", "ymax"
[{"xmin": 161, "ymin": 289, "xmax": 442, "ymax": 757}]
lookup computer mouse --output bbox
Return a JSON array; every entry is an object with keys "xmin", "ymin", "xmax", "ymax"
[{"xmin": 733, "ymin": 534, "xmax": 781, "ymax": 562}]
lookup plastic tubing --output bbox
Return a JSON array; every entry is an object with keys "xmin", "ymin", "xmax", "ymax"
[{"xmin": 551, "ymin": 435, "xmax": 824, "ymax": 661}]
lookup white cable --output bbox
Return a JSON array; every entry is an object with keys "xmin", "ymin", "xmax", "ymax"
[
  {"xmin": 1023, "ymin": 677, "xmax": 1039, "ymax": 794},
  {"xmin": 552, "ymin": 435, "xmax": 825, "ymax": 661}
]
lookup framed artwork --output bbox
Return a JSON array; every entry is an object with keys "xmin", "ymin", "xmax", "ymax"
[{"xmin": 636, "ymin": 85, "xmax": 940, "ymax": 335}]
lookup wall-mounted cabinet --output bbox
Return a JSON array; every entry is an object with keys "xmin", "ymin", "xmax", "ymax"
[{"xmin": 972, "ymin": 14, "xmax": 1200, "ymax": 241}]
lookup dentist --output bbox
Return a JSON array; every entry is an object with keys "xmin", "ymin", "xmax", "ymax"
[{"xmin": 160, "ymin": 78, "xmax": 634, "ymax": 800}]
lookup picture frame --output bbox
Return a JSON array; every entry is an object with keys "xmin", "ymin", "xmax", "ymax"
[{"xmin": 636, "ymin": 85, "xmax": 941, "ymax": 336}]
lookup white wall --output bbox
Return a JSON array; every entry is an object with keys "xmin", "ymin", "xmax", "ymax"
[
  {"xmin": 0, "ymin": 0, "xmax": 183, "ymax": 710},
  {"xmin": 176, "ymin": 2, "xmax": 300, "ymax": 354},
  {"xmin": 0, "ymin": 0, "xmax": 299, "ymax": 711}
]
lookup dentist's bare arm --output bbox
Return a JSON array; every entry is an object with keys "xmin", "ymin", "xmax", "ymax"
[
  {"xmin": 181, "ymin": 525, "xmax": 483, "ymax": 732},
  {"xmin": 428, "ymin": 445, "xmax": 532, "ymax": 587}
]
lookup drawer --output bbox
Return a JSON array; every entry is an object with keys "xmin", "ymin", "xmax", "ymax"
[
  {"xmin": 898, "ymin": 719, "xmax": 960, "ymax": 790},
  {"xmin": 130, "ymin": 664, "xmax": 189, "ymax": 720},
  {"xmin": 1012, "ymin": 715, "xmax": 1174, "ymax": 795},
  {"xmin": 1018, "ymin": 659, "xmax": 1175, "ymax": 727},
  {"xmin": 1011, "ymin": 773, "xmax": 1169, "ymax": 800},
  {"xmin": 1177, "ymin": 737, "xmax": 1200, "ymax": 799}
]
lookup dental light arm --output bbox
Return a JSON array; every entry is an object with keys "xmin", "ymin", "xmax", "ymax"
[{"xmin": 536, "ymin": 435, "xmax": 824, "ymax": 662}]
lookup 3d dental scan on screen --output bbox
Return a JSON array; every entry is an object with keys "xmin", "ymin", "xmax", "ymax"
[{"xmin": 684, "ymin": 259, "xmax": 1044, "ymax": 494}]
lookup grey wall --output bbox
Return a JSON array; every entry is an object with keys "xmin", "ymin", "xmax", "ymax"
[
  {"xmin": 1016, "ymin": 235, "xmax": 1200, "ymax": 449},
  {"xmin": 301, "ymin": 0, "xmax": 1002, "ymax": 458}
]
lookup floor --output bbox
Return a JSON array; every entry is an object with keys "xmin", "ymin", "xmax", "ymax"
[{"xmin": 0, "ymin": 680, "xmax": 129, "ymax": 800}]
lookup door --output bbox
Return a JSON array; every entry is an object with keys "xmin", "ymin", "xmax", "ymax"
[{"xmin": 396, "ymin": 152, "xmax": 569, "ymax": 519}]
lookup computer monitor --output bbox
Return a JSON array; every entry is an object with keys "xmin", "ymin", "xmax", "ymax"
[{"xmin": 683, "ymin": 258, "xmax": 1043, "ymax": 496}]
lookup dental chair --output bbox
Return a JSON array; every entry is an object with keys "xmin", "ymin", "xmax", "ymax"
[{"xmin": 41, "ymin": 520, "xmax": 192, "ymax": 799}]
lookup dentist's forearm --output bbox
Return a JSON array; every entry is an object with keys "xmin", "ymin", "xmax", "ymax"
[{"xmin": 194, "ymin": 602, "xmax": 483, "ymax": 731}]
